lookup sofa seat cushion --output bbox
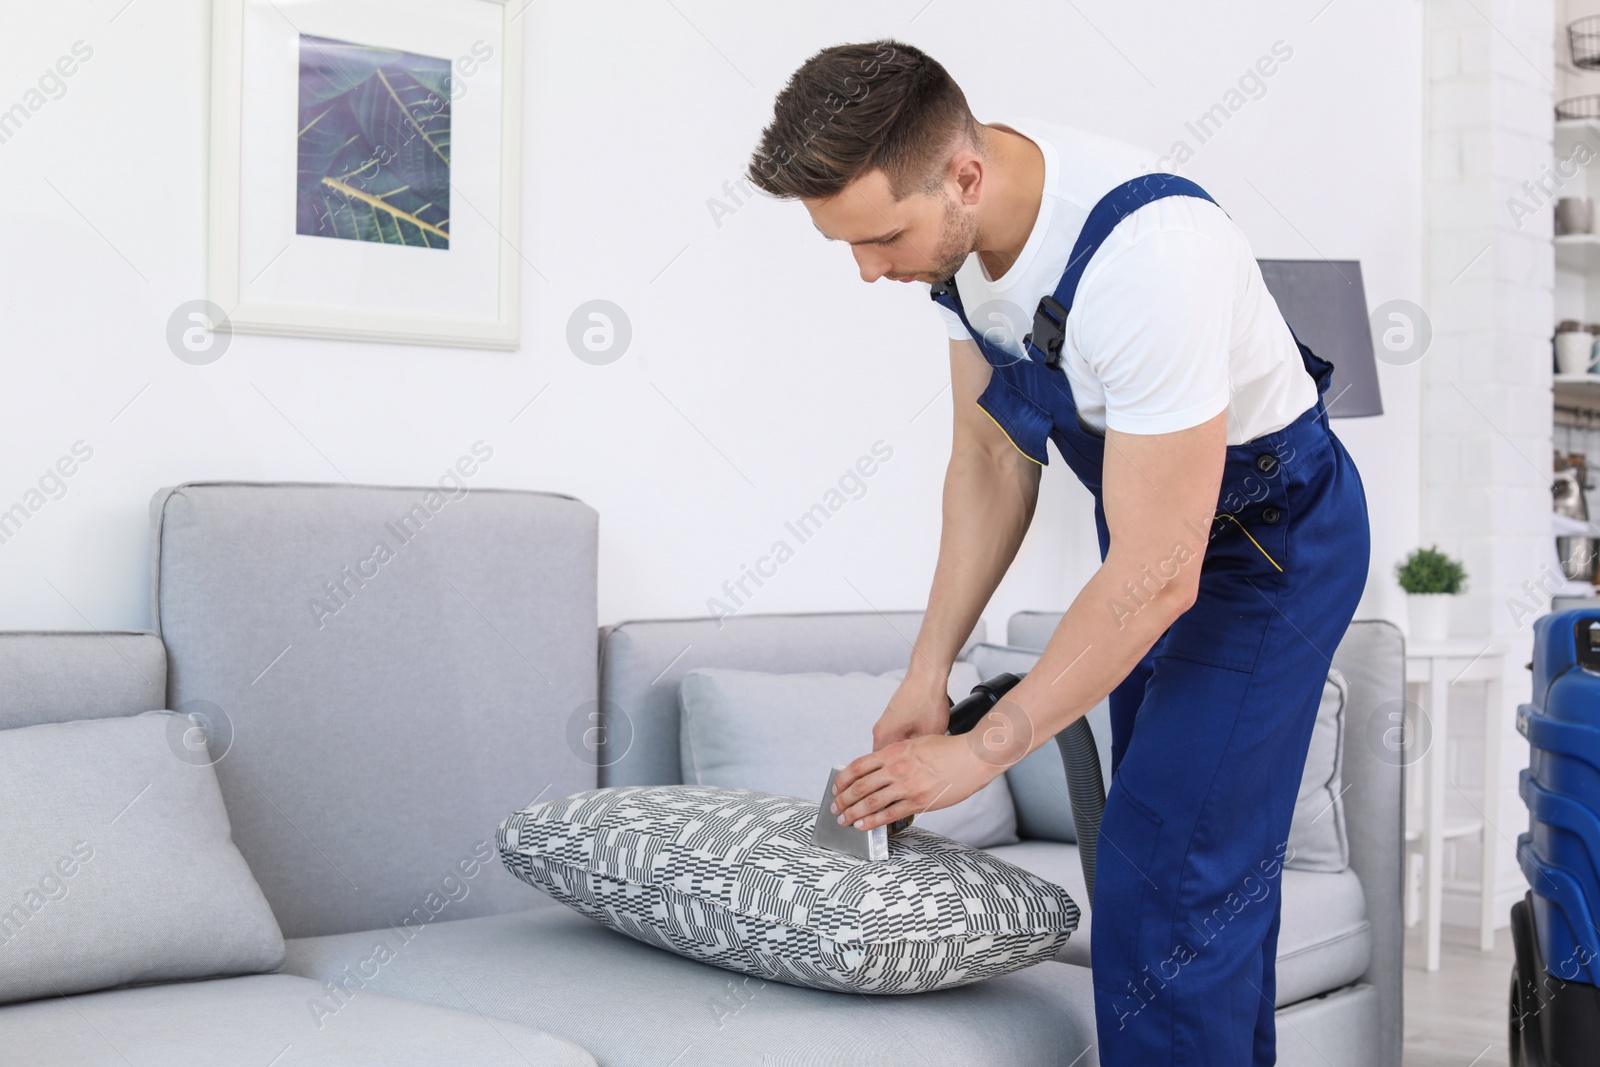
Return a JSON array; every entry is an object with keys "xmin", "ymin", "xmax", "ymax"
[
  {"xmin": 0, "ymin": 973, "xmax": 596, "ymax": 1066},
  {"xmin": 985, "ymin": 840, "xmax": 1372, "ymax": 1007},
  {"xmin": 497, "ymin": 785, "xmax": 1077, "ymax": 994},
  {"xmin": 283, "ymin": 906, "xmax": 1100, "ymax": 1067}
]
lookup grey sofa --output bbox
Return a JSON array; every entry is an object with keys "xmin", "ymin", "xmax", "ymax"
[{"xmin": 0, "ymin": 482, "xmax": 1402, "ymax": 1066}]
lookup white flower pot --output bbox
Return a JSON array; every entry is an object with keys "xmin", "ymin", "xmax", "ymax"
[{"xmin": 1406, "ymin": 592, "xmax": 1454, "ymax": 643}]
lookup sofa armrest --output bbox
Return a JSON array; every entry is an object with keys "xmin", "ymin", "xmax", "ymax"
[{"xmin": 1329, "ymin": 619, "xmax": 1406, "ymax": 1067}]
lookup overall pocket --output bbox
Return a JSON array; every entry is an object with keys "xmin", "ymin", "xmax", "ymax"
[
  {"xmin": 1155, "ymin": 448, "xmax": 1292, "ymax": 672},
  {"xmin": 975, "ymin": 367, "xmax": 1053, "ymax": 466}
]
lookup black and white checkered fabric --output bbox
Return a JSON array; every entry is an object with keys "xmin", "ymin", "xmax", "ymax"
[{"xmin": 497, "ymin": 784, "xmax": 1079, "ymax": 994}]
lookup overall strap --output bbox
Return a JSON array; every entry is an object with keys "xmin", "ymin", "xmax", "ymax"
[
  {"xmin": 928, "ymin": 269, "xmax": 1017, "ymax": 369},
  {"xmin": 926, "ymin": 173, "xmax": 1228, "ymax": 470},
  {"xmin": 1011, "ymin": 171, "xmax": 1338, "ymax": 432},
  {"xmin": 1017, "ymin": 173, "xmax": 1221, "ymax": 368},
  {"xmin": 927, "ymin": 171, "xmax": 1335, "ymax": 467},
  {"xmin": 928, "ymin": 172, "xmax": 1222, "ymax": 370}
]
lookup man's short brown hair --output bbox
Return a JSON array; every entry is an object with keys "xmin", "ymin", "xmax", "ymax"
[{"xmin": 746, "ymin": 39, "xmax": 979, "ymax": 202}]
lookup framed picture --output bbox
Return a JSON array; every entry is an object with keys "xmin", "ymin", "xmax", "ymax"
[{"xmin": 208, "ymin": 0, "xmax": 523, "ymax": 349}]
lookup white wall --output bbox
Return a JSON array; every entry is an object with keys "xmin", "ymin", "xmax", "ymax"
[
  {"xmin": 1418, "ymin": 0, "xmax": 1558, "ymax": 930},
  {"xmin": 0, "ymin": 1, "xmax": 1422, "ymax": 649}
]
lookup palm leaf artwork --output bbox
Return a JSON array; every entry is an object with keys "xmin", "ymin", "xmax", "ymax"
[{"xmin": 296, "ymin": 34, "xmax": 451, "ymax": 249}]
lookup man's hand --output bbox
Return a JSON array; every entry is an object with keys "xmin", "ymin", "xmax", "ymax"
[
  {"xmin": 829, "ymin": 733, "xmax": 998, "ymax": 833},
  {"xmin": 870, "ymin": 670, "xmax": 952, "ymax": 751}
]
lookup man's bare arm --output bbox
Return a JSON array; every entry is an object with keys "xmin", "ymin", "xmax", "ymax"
[
  {"xmin": 904, "ymin": 338, "xmax": 1042, "ymax": 688},
  {"xmin": 836, "ymin": 409, "xmax": 1231, "ymax": 832},
  {"xmin": 970, "ymin": 410, "xmax": 1229, "ymax": 769}
]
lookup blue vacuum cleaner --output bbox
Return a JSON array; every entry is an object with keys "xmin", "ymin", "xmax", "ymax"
[{"xmin": 1510, "ymin": 608, "xmax": 1600, "ymax": 1065}]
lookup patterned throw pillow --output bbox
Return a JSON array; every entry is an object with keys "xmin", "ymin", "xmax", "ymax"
[{"xmin": 498, "ymin": 784, "xmax": 1078, "ymax": 994}]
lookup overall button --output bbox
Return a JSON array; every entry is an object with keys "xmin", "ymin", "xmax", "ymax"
[
  {"xmin": 1254, "ymin": 453, "xmax": 1278, "ymax": 473},
  {"xmin": 1261, "ymin": 506, "xmax": 1281, "ymax": 524}
]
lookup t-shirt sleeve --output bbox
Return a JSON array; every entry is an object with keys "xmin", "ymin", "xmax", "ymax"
[
  {"xmin": 1073, "ymin": 226, "xmax": 1233, "ymax": 435},
  {"xmin": 934, "ymin": 298, "xmax": 970, "ymax": 340}
]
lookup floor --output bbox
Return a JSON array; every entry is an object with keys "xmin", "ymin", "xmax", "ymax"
[{"xmin": 1403, "ymin": 921, "xmax": 1516, "ymax": 1067}]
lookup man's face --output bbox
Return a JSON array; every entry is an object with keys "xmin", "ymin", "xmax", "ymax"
[{"xmin": 803, "ymin": 168, "xmax": 976, "ymax": 285}]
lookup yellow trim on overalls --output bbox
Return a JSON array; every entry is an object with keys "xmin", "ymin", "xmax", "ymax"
[
  {"xmin": 1213, "ymin": 512, "xmax": 1283, "ymax": 572},
  {"xmin": 977, "ymin": 404, "xmax": 1045, "ymax": 467}
]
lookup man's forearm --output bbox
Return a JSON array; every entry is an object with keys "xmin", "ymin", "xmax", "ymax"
[
  {"xmin": 907, "ymin": 441, "xmax": 1040, "ymax": 685},
  {"xmin": 957, "ymin": 413, "xmax": 1224, "ymax": 775},
  {"xmin": 973, "ymin": 546, "xmax": 1197, "ymax": 770}
]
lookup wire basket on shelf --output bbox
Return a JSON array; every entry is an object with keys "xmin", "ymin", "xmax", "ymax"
[
  {"xmin": 1556, "ymin": 94, "xmax": 1600, "ymax": 121},
  {"xmin": 1572, "ymin": 16, "xmax": 1600, "ymax": 70}
]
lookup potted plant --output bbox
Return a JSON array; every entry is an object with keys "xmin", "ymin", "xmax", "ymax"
[{"xmin": 1395, "ymin": 544, "xmax": 1468, "ymax": 642}]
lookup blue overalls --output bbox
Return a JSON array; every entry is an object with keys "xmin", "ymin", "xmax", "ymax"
[{"xmin": 932, "ymin": 174, "xmax": 1371, "ymax": 1066}]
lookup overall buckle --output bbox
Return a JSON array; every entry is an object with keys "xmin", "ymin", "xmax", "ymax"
[{"xmin": 1023, "ymin": 295, "xmax": 1067, "ymax": 368}]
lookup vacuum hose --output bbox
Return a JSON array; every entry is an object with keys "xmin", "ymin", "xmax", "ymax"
[{"xmin": 948, "ymin": 672, "xmax": 1104, "ymax": 905}]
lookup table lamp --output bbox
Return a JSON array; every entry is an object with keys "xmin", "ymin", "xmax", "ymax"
[{"xmin": 1257, "ymin": 259, "xmax": 1384, "ymax": 418}]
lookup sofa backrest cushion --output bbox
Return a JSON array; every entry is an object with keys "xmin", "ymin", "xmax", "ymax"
[
  {"xmin": 149, "ymin": 481, "xmax": 599, "ymax": 938},
  {"xmin": 597, "ymin": 611, "xmax": 984, "ymax": 788},
  {"xmin": 677, "ymin": 662, "xmax": 1019, "ymax": 849},
  {"xmin": 0, "ymin": 631, "xmax": 165, "ymax": 730},
  {"xmin": 1287, "ymin": 666, "xmax": 1352, "ymax": 872},
  {"xmin": 0, "ymin": 711, "xmax": 283, "ymax": 1004}
]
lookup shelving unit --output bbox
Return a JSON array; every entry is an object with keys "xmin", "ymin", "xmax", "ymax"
[
  {"xmin": 1553, "ymin": 119, "xmax": 1600, "ymax": 424},
  {"xmin": 1555, "ymin": 374, "xmax": 1600, "ymax": 428},
  {"xmin": 1555, "ymin": 232, "xmax": 1600, "ymax": 273}
]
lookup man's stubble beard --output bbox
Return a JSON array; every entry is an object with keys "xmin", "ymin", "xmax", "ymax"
[{"xmin": 924, "ymin": 193, "xmax": 978, "ymax": 281}]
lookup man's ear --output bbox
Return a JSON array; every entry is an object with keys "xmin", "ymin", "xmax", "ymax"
[
  {"xmin": 950, "ymin": 153, "xmax": 983, "ymax": 206},
  {"xmin": 943, "ymin": 126, "xmax": 987, "ymax": 206}
]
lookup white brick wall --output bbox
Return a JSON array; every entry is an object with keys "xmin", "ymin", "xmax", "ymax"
[{"xmin": 1423, "ymin": 0, "xmax": 1556, "ymax": 928}]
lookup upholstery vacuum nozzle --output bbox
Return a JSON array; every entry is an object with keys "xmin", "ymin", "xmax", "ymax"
[{"xmin": 811, "ymin": 671, "xmax": 1105, "ymax": 901}]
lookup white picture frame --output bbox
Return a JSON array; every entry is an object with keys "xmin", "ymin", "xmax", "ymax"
[{"xmin": 207, "ymin": 0, "xmax": 523, "ymax": 350}]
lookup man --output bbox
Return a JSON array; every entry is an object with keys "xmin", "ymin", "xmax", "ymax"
[{"xmin": 745, "ymin": 39, "xmax": 1372, "ymax": 1066}]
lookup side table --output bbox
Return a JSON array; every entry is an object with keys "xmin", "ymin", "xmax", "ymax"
[{"xmin": 1403, "ymin": 638, "xmax": 1506, "ymax": 972}]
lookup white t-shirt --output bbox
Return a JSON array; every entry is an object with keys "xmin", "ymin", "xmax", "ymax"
[{"xmin": 932, "ymin": 118, "xmax": 1318, "ymax": 445}]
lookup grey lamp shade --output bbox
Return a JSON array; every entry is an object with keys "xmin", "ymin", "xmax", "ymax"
[{"xmin": 1257, "ymin": 259, "xmax": 1383, "ymax": 418}]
